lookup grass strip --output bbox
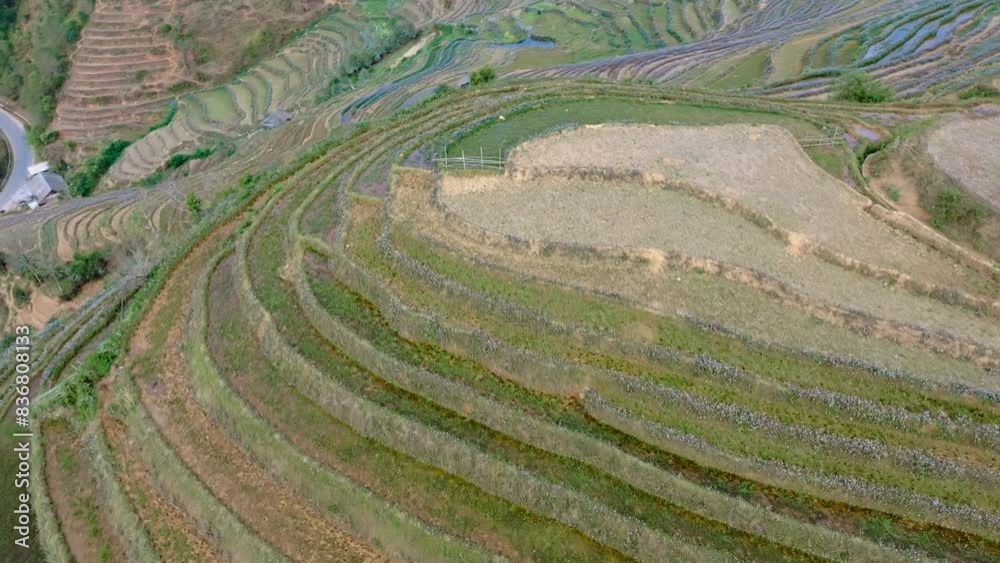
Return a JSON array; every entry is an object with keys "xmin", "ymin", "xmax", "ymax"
[
  {"xmin": 235, "ymin": 144, "xmax": 721, "ymax": 563},
  {"xmin": 190, "ymin": 246, "xmax": 501, "ymax": 562},
  {"xmin": 301, "ymin": 245, "xmax": 920, "ymax": 562},
  {"xmin": 105, "ymin": 376, "xmax": 288, "ymax": 563},
  {"xmin": 81, "ymin": 426, "xmax": 160, "ymax": 563}
]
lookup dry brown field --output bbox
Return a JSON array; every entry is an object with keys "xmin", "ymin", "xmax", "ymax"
[{"xmin": 927, "ymin": 113, "xmax": 1000, "ymax": 211}]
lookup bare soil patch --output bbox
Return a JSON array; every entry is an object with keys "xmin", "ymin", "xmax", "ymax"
[
  {"xmin": 439, "ymin": 174, "xmax": 1000, "ymax": 355},
  {"xmin": 505, "ymin": 124, "xmax": 997, "ymax": 299},
  {"xmin": 864, "ymin": 156, "xmax": 930, "ymax": 222},
  {"xmin": 9, "ymin": 280, "xmax": 102, "ymax": 332},
  {"xmin": 926, "ymin": 114, "xmax": 1000, "ymax": 211},
  {"xmin": 395, "ymin": 169, "xmax": 993, "ymax": 390},
  {"xmin": 391, "ymin": 32, "xmax": 435, "ymax": 69}
]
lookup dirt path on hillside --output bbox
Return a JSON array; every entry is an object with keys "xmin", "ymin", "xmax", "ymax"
[{"xmin": 864, "ymin": 157, "xmax": 930, "ymax": 222}]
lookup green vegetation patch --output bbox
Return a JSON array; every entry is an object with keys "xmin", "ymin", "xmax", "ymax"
[
  {"xmin": 707, "ymin": 48, "xmax": 771, "ymax": 90},
  {"xmin": 165, "ymin": 146, "xmax": 214, "ymax": 170},
  {"xmin": 66, "ymin": 140, "xmax": 131, "ymax": 197},
  {"xmin": 0, "ymin": 132, "xmax": 9, "ymax": 188},
  {"xmin": 449, "ymin": 97, "xmax": 849, "ymax": 178},
  {"xmin": 0, "ymin": 0, "xmax": 92, "ymax": 124},
  {"xmin": 244, "ymin": 185, "xmax": 631, "ymax": 561},
  {"xmin": 835, "ymin": 72, "xmax": 894, "ymax": 104},
  {"xmin": 958, "ymin": 84, "xmax": 1000, "ymax": 100}
]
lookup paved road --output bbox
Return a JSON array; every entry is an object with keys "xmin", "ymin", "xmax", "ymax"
[
  {"xmin": 0, "ymin": 187, "xmax": 140, "ymax": 232},
  {"xmin": 0, "ymin": 106, "xmax": 34, "ymax": 211}
]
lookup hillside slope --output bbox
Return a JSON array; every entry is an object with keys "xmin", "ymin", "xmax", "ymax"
[{"xmin": 52, "ymin": 0, "xmax": 338, "ymax": 143}]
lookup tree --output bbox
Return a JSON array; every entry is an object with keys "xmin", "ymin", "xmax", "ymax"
[
  {"xmin": 434, "ymin": 83, "xmax": 455, "ymax": 97},
  {"xmin": 835, "ymin": 72, "xmax": 893, "ymax": 103},
  {"xmin": 10, "ymin": 253, "xmax": 48, "ymax": 285},
  {"xmin": 470, "ymin": 66, "xmax": 497, "ymax": 86},
  {"xmin": 186, "ymin": 193, "xmax": 203, "ymax": 217},
  {"xmin": 54, "ymin": 251, "xmax": 108, "ymax": 300},
  {"xmin": 13, "ymin": 285, "xmax": 31, "ymax": 305}
]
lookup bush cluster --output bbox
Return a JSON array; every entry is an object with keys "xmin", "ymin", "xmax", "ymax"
[
  {"xmin": 316, "ymin": 19, "xmax": 418, "ymax": 102},
  {"xmin": 835, "ymin": 72, "xmax": 893, "ymax": 103},
  {"xmin": 9, "ymin": 250, "xmax": 108, "ymax": 300},
  {"xmin": 239, "ymin": 29, "xmax": 277, "ymax": 69},
  {"xmin": 470, "ymin": 66, "xmax": 497, "ymax": 86},
  {"xmin": 958, "ymin": 84, "xmax": 999, "ymax": 100},
  {"xmin": 931, "ymin": 188, "xmax": 988, "ymax": 229},
  {"xmin": 165, "ymin": 146, "xmax": 213, "ymax": 170},
  {"xmin": 0, "ymin": 1, "xmax": 90, "ymax": 125},
  {"xmin": 147, "ymin": 99, "xmax": 178, "ymax": 133},
  {"xmin": 66, "ymin": 139, "xmax": 131, "ymax": 197}
]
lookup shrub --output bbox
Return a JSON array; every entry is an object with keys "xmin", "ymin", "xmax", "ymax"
[
  {"xmin": 186, "ymin": 193, "xmax": 203, "ymax": 217},
  {"xmin": 62, "ymin": 19, "xmax": 82, "ymax": 43},
  {"xmin": 859, "ymin": 516, "xmax": 908, "ymax": 546},
  {"xmin": 54, "ymin": 250, "xmax": 109, "ymax": 300},
  {"xmin": 194, "ymin": 44, "xmax": 213, "ymax": 64},
  {"xmin": 58, "ymin": 341, "xmax": 117, "ymax": 417},
  {"xmin": 470, "ymin": 66, "xmax": 497, "ymax": 87},
  {"xmin": 136, "ymin": 170, "xmax": 166, "ymax": 187},
  {"xmin": 148, "ymin": 100, "xmax": 177, "ymax": 133},
  {"xmin": 958, "ymin": 84, "xmax": 999, "ymax": 100},
  {"xmin": 240, "ymin": 29, "xmax": 277, "ymax": 68},
  {"xmin": 10, "ymin": 253, "xmax": 52, "ymax": 284},
  {"xmin": 855, "ymin": 137, "xmax": 893, "ymax": 168},
  {"xmin": 165, "ymin": 146, "xmax": 213, "ymax": 170},
  {"xmin": 66, "ymin": 139, "xmax": 131, "ymax": 197},
  {"xmin": 13, "ymin": 285, "xmax": 31, "ymax": 305},
  {"xmin": 167, "ymin": 80, "xmax": 196, "ymax": 94},
  {"xmin": 835, "ymin": 72, "xmax": 893, "ymax": 103},
  {"xmin": 929, "ymin": 188, "xmax": 987, "ymax": 229},
  {"xmin": 25, "ymin": 125, "xmax": 59, "ymax": 153},
  {"xmin": 887, "ymin": 185, "xmax": 901, "ymax": 201},
  {"xmin": 315, "ymin": 20, "xmax": 418, "ymax": 103}
]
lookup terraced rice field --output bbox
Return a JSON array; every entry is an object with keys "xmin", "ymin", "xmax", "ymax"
[
  {"xmin": 506, "ymin": 0, "xmax": 999, "ymax": 100},
  {"xmin": 53, "ymin": 0, "xmax": 186, "ymax": 142},
  {"xmin": 90, "ymin": 0, "xmax": 1000, "ymax": 191},
  {"xmin": 106, "ymin": 2, "xmax": 495, "ymax": 184},
  {"xmin": 755, "ymin": 0, "xmax": 1000, "ymax": 98},
  {"xmin": 16, "ymin": 80, "xmax": 1000, "ymax": 562}
]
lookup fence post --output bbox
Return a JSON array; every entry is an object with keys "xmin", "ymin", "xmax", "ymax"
[{"xmin": 462, "ymin": 150, "xmax": 466, "ymax": 170}]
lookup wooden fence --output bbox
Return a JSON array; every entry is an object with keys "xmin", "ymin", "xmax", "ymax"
[
  {"xmin": 434, "ymin": 148, "xmax": 506, "ymax": 171},
  {"xmin": 797, "ymin": 136, "xmax": 843, "ymax": 147}
]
